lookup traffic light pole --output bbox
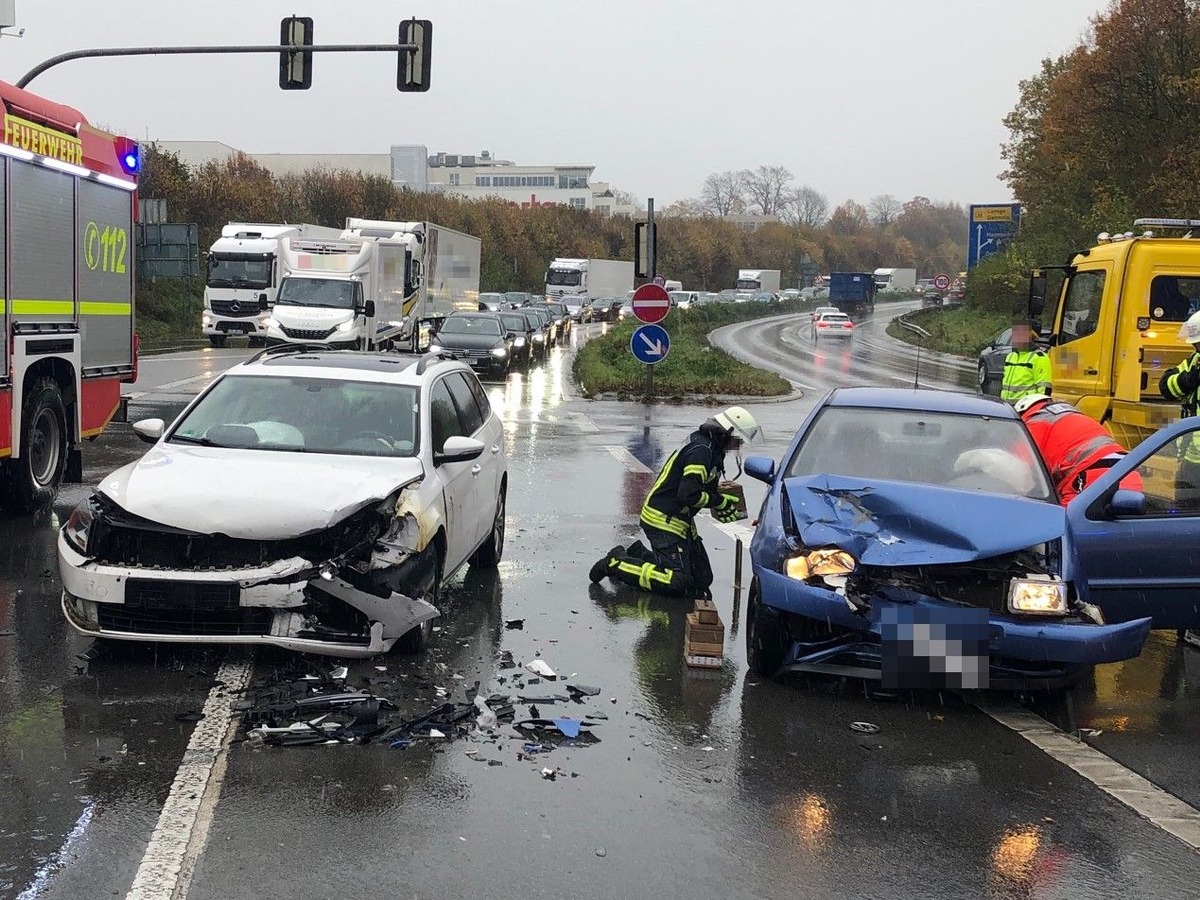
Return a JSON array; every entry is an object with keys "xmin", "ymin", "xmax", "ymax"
[
  {"xmin": 17, "ymin": 43, "xmax": 415, "ymax": 89},
  {"xmin": 645, "ymin": 197, "xmax": 656, "ymax": 402}
]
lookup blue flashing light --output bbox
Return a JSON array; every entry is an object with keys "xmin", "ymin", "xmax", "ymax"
[{"xmin": 118, "ymin": 142, "xmax": 141, "ymax": 175}]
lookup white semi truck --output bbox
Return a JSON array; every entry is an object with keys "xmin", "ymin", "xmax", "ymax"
[
  {"xmin": 873, "ymin": 267, "xmax": 917, "ymax": 293},
  {"xmin": 544, "ymin": 258, "xmax": 634, "ymax": 304},
  {"xmin": 735, "ymin": 269, "xmax": 782, "ymax": 293},
  {"xmin": 203, "ymin": 223, "xmax": 344, "ymax": 347},
  {"xmin": 266, "ymin": 220, "xmax": 481, "ymax": 352}
]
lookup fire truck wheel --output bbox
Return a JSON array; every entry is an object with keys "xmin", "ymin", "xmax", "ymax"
[{"xmin": 1, "ymin": 378, "xmax": 68, "ymax": 513}]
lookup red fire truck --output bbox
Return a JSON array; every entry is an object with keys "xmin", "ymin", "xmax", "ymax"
[{"xmin": 0, "ymin": 79, "xmax": 139, "ymax": 512}]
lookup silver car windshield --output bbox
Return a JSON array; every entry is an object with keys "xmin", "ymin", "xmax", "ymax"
[
  {"xmin": 169, "ymin": 375, "xmax": 419, "ymax": 457},
  {"xmin": 786, "ymin": 407, "xmax": 1053, "ymax": 499}
]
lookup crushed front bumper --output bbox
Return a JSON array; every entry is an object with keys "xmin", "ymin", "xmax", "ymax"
[
  {"xmin": 757, "ymin": 568, "xmax": 1152, "ymax": 680},
  {"xmin": 58, "ymin": 533, "xmax": 438, "ymax": 658}
]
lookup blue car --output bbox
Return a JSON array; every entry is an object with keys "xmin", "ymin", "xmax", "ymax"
[{"xmin": 741, "ymin": 387, "xmax": 1200, "ymax": 689}]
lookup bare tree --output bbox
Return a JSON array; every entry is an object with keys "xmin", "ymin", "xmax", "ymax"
[
  {"xmin": 868, "ymin": 194, "xmax": 902, "ymax": 228},
  {"xmin": 785, "ymin": 185, "xmax": 829, "ymax": 227},
  {"xmin": 699, "ymin": 170, "xmax": 746, "ymax": 217},
  {"xmin": 742, "ymin": 165, "xmax": 794, "ymax": 216}
]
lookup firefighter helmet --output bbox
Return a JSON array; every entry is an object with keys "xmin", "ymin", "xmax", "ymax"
[
  {"xmin": 713, "ymin": 406, "xmax": 763, "ymax": 446},
  {"xmin": 1013, "ymin": 393, "xmax": 1052, "ymax": 415},
  {"xmin": 1179, "ymin": 310, "xmax": 1200, "ymax": 345}
]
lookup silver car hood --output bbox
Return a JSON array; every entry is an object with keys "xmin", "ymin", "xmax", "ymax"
[{"xmin": 98, "ymin": 443, "xmax": 424, "ymax": 539}]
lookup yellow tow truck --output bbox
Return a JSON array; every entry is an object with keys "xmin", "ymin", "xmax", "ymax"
[{"xmin": 1029, "ymin": 217, "xmax": 1199, "ymax": 449}]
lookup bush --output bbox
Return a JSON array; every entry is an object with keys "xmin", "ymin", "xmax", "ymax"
[{"xmin": 574, "ymin": 302, "xmax": 796, "ymax": 398}]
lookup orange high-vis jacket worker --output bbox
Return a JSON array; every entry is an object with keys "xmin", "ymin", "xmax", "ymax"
[{"xmin": 1017, "ymin": 396, "xmax": 1142, "ymax": 504}]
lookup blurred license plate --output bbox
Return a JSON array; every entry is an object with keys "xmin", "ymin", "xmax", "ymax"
[
  {"xmin": 880, "ymin": 606, "xmax": 989, "ymax": 690},
  {"xmin": 226, "ymin": 326, "xmax": 247, "ymax": 334}
]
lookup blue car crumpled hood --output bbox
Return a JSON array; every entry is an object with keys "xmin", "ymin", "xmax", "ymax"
[{"xmin": 782, "ymin": 475, "xmax": 1065, "ymax": 566}]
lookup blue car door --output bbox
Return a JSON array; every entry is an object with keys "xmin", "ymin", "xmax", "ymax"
[{"xmin": 1067, "ymin": 418, "xmax": 1200, "ymax": 629}]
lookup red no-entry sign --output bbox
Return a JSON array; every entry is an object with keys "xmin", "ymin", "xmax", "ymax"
[{"xmin": 631, "ymin": 284, "xmax": 671, "ymax": 324}]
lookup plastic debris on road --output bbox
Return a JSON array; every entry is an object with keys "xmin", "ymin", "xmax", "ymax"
[
  {"xmin": 850, "ymin": 721, "xmax": 882, "ymax": 734},
  {"xmin": 525, "ymin": 660, "xmax": 557, "ymax": 679}
]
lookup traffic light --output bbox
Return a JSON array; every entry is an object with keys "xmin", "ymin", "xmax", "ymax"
[
  {"xmin": 398, "ymin": 19, "xmax": 432, "ymax": 92},
  {"xmin": 279, "ymin": 16, "xmax": 314, "ymax": 90}
]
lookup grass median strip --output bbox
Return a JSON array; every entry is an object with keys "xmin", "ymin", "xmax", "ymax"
[
  {"xmin": 574, "ymin": 303, "xmax": 797, "ymax": 399},
  {"xmin": 886, "ymin": 305, "xmax": 1010, "ymax": 356}
]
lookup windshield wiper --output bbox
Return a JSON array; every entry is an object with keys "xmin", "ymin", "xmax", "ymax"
[{"xmin": 170, "ymin": 434, "xmax": 224, "ymax": 447}]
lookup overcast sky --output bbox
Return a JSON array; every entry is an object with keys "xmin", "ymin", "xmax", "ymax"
[{"xmin": 2, "ymin": 0, "xmax": 1108, "ymax": 208}]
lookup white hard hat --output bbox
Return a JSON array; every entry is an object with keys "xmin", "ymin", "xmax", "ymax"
[
  {"xmin": 1013, "ymin": 393, "xmax": 1051, "ymax": 415},
  {"xmin": 1179, "ymin": 310, "xmax": 1200, "ymax": 344},
  {"xmin": 713, "ymin": 406, "xmax": 763, "ymax": 445}
]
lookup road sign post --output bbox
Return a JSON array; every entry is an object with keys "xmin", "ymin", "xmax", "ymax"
[{"xmin": 645, "ymin": 199, "xmax": 656, "ymax": 398}]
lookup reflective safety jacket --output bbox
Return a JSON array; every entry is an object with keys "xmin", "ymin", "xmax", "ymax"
[
  {"xmin": 640, "ymin": 423, "xmax": 727, "ymax": 539},
  {"xmin": 1160, "ymin": 351, "xmax": 1200, "ymax": 463},
  {"xmin": 1021, "ymin": 400, "xmax": 1140, "ymax": 503},
  {"xmin": 1001, "ymin": 349, "xmax": 1052, "ymax": 402}
]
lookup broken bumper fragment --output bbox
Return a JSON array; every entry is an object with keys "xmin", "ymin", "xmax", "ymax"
[{"xmin": 58, "ymin": 532, "xmax": 438, "ymax": 658}]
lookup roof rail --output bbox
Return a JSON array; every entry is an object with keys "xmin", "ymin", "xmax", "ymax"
[
  {"xmin": 247, "ymin": 343, "xmax": 332, "ymax": 363},
  {"xmin": 413, "ymin": 350, "xmax": 452, "ymax": 376}
]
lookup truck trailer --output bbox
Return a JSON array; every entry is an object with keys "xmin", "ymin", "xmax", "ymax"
[
  {"xmin": 203, "ymin": 222, "xmax": 344, "ymax": 348},
  {"xmin": 544, "ymin": 258, "xmax": 634, "ymax": 304},
  {"xmin": 267, "ymin": 220, "xmax": 481, "ymax": 352},
  {"xmin": 735, "ymin": 269, "xmax": 782, "ymax": 293},
  {"xmin": 829, "ymin": 272, "xmax": 877, "ymax": 320}
]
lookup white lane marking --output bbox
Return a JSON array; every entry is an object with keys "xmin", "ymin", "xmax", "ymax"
[
  {"xmin": 123, "ymin": 372, "xmax": 221, "ymax": 401},
  {"xmin": 124, "ymin": 659, "xmax": 251, "ymax": 900},
  {"xmin": 978, "ymin": 701, "xmax": 1200, "ymax": 850},
  {"xmin": 15, "ymin": 804, "xmax": 95, "ymax": 899},
  {"xmin": 605, "ymin": 446, "xmax": 653, "ymax": 474}
]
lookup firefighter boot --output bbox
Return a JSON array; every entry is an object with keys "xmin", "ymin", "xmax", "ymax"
[{"xmin": 590, "ymin": 546, "xmax": 627, "ymax": 583}]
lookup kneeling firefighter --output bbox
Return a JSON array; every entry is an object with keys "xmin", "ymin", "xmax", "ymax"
[{"xmin": 590, "ymin": 406, "xmax": 762, "ymax": 595}]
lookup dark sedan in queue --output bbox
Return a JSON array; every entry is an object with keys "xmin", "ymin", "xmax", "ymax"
[
  {"xmin": 499, "ymin": 309, "xmax": 537, "ymax": 368},
  {"xmin": 429, "ymin": 313, "xmax": 513, "ymax": 380}
]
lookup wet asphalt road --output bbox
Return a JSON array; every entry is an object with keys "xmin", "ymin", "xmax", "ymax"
[{"xmin": 4, "ymin": 313, "xmax": 1200, "ymax": 899}]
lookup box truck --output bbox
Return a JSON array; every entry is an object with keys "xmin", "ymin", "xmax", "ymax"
[
  {"xmin": 544, "ymin": 258, "xmax": 634, "ymax": 304},
  {"xmin": 735, "ymin": 269, "xmax": 782, "ymax": 293},
  {"xmin": 873, "ymin": 267, "xmax": 917, "ymax": 293},
  {"xmin": 267, "ymin": 220, "xmax": 481, "ymax": 352}
]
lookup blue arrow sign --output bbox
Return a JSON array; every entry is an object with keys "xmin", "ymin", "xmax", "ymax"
[
  {"xmin": 630, "ymin": 323, "xmax": 670, "ymax": 364},
  {"xmin": 967, "ymin": 203, "xmax": 1022, "ymax": 269}
]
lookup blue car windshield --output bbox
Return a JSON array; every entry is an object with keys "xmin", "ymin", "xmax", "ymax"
[{"xmin": 786, "ymin": 407, "xmax": 1053, "ymax": 500}]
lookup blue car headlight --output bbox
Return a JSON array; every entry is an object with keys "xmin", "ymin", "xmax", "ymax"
[
  {"xmin": 1007, "ymin": 576, "xmax": 1067, "ymax": 615},
  {"xmin": 785, "ymin": 548, "xmax": 856, "ymax": 582}
]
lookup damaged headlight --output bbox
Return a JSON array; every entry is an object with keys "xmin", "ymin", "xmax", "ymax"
[
  {"xmin": 785, "ymin": 548, "xmax": 857, "ymax": 582},
  {"xmin": 64, "ymin": 498, "xmax": 96, "ymax": 554},
  {"xmin": 1007, "ymin": 576, "xmax": 1067, "ymax": 615}
]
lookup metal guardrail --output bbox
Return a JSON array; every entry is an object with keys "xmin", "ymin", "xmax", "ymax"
[{"xmin": 894, "ymin": 312, "xmax": 932, "ymax": 339}]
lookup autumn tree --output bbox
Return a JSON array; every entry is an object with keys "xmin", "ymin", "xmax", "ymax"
[
  {"xmin": 699, "ymin": 170, "xmax": 747, "ymax": 216},
  {"xmin": 741, "ymin": 165, "xmax": 794, "ymax": 216},
  {"xmin": 1002, "ymin": 0, "xmax": 1200, "ymax": 256},
  {"xmin": 868, "ymin": 194, "xmax": 902, "ymax": 228},
  {"xmin": 786, "ymin": 186, "xmax": 829, "ymax": 227}
]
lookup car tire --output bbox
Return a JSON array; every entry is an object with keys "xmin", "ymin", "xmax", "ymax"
[
  {"xmin": 746, "ymin": 580, "xmax": 789, "ymax": 678},
  {"xmin": 977, "ymin": 361, "xmax": 991, "ymax": 394},
  {"xmin": 0, "ymin": 377, "xmax": 69, "ymax": 513},
  {"xmin": 209, "ymin": 335, "xmax": 227, "ymax": 349},
  {"xmin": 471, "ymin": 487, "xmax": 506, "ymax": 569},
  {"xmin": 396, "ymin": 545, "xmax": 441, "ymax": 654}
]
